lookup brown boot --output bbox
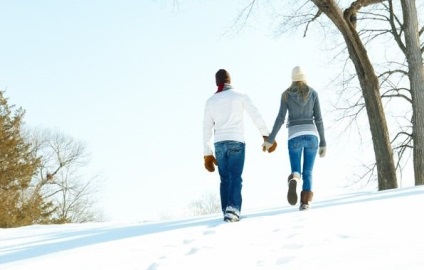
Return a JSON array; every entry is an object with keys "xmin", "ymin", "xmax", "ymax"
[
  {"xmin": 299, "ymin": 191, "xmax": 313, "ymax": 211},
  {"xmin": 287, "ymin": 173, "xmax": 300, "ymax": 205}
]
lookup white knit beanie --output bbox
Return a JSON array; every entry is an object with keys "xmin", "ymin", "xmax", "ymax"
[{"xmin": 291, "ymin": 66, "xmax": 306, "ymax": 82}]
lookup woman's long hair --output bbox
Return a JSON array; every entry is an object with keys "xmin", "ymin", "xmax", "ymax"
[{"xmin": 283, "ymin": 81, "xmax": 310, "ymax": 101}]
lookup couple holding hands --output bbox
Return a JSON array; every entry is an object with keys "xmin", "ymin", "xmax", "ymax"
[{"xmin": 203, "ymin": 68, "xmax": 326, "ymax": 222}]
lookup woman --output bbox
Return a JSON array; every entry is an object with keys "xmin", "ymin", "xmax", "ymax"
[{"xmin": 263, "ymin": 66, "xmax": 326, "ymax": 210}]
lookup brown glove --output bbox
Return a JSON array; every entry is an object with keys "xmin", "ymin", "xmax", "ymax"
[
  {"xmin": 268, "ymin": 141, "xmax": 277, "ymax": 153},
  {"xmin": 204, "ymin": 155, "xmax": 218, "ymax": 172},
  {"xmin": 262, "ymin": 136, "xmax": 277, "ymax": 153}
]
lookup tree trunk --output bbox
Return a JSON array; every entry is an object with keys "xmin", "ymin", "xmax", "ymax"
[
  {"xmin": 401, "ymin": 0, "xmax": 424, "ymax": 186},
  {"xmin": 311, "ymin": 0, "xmax": 398, "ymax": 190}
]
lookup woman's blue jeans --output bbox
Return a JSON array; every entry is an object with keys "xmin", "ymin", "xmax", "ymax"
[
  {"xmin": 214, "ymin": 141, "xmax": 245, "ymax": 214},
  {"xmin": 288, "ymin": 135, "xmax": 318, "ymax": 191}
]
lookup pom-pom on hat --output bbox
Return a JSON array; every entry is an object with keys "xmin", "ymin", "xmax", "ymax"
[
  {"xmin": 215, "ymin": 69, "xmax": 231, "ymax": 86},
  {"xmin": 291, "ymin": 66, "xmax": 306, "ymax": 82}
]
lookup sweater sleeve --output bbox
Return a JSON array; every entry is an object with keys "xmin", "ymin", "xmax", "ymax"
[
  {"xmin": 202, "ymin": 101, "xmax": 214, "ymax": 156},
  {"xmin": 267, "ymin": 94, "xmax": 288, "ymax": 144},
  {"xmin": 243, "ymin": 94, "xmax": 270, "ymax": 137},
  {"xmin": 313, "ymin": 95, "xmax": 326, "ymax": 147}
]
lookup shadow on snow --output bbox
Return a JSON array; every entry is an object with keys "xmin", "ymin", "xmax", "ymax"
[{"xmin": 1, "ymin": 186, "xmax": 423, "ymax": 264}]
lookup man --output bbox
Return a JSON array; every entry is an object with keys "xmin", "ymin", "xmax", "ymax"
[{"xmin": 203, "ymin": 69, "xmax": 276, "ymax": 222}]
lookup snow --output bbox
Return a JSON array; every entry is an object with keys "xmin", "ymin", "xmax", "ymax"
[{"xmin": 1, "ymin": 186, "xmax": 424, "ymax": 270}]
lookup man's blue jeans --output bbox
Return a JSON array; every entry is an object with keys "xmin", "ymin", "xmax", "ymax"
[
  {"xmin": 214, "ymin": 141, "xmax": 245, "ymax": 214},
  {"xmin": 288, "ymin": 135, "xmax": 318, "ymax": 191}
]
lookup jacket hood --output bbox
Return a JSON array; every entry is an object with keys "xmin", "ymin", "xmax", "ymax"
[{"xmin": 287, "ymin": 86, "xmax": 312, "ymax": 107}]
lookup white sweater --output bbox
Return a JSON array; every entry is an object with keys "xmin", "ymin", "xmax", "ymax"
[{"xmin": 203, "ymin": 87, "xmax": 269, "ymax": 156}]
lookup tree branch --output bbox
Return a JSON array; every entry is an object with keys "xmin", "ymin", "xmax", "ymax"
[{"xmin": 304, "ymin": 9, "xmax": 323, "ymax": 37}]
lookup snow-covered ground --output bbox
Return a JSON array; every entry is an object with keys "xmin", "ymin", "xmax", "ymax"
[{"xmin": 1, "ymin": 186, "xmax": 423, "ymax": 270}]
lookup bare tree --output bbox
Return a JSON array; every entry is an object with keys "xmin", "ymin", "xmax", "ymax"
[
  {"xmin": 317, "ymin": 0, "xmax": 423, "ymax": 186},
  {"xmin": 189, "ymin": 192, "xmax": 221, "ymax": 216},
  {"xmin": 400, "ymin": 0, "xmax": 424, "ymax": 185},
  {"xmin": 26, "ymin": 128, "xmax": 104, "ymax": 223},
  {"xmin": 236, "ymin": 0, "xmax": 398, "ymax": 190},
  {"xmin": 315, "ymin": 1, "xmax": 412, "ymax": 186},
  {"xmin": 313, "ymin": 0, "xmax": 398, "ymax": 189}
]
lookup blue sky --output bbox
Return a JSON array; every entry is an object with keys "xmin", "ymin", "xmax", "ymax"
[{"xmin": 0, "ymin": 1, "xmax": 412, "ymax": 222}]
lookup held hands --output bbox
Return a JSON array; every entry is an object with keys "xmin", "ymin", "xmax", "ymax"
[
  {"xmin": 204, "ymin": 155, "xmax": 218, "ymax": 172},
  {"xmin": 262, "ymin": 141, "xmax": 274, "ymax": 152},
  {"xmin": 262, "ymin": 136, "xmax": 277, "ymax": 153},
  {"xmin": 319, "ymin": 146, "xmax": 326, "ymax": 157}
]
